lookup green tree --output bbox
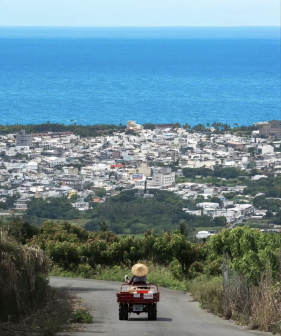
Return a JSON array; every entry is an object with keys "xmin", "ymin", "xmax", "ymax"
[
  {"xmin": 209, "ymin": 197, "xmax": 223, "ymax": 208},
  {"xmin": 247, "ymin": 160, "xmax": 256, "ymax": 169},
  {"xmin": 183, "ymin": 123, "xmax": 191, "ymax": 130},
  {"xmin": 213, "ymin": 216, "xmax": 227, "ymax": 227},
  {"xmin": 143, "ymin": 123, "xmax": 155, "ymax": 130},
  {"xmin": 170, "ymin": 233, "xmax": 204, "ymax": 275},
  {"xmin": 193, "ymin": 124, "xmax": 205, "ymax": 132},
  {"xmin": 95, "ymin": 188, "xmax": 107, "ymax": 197}
]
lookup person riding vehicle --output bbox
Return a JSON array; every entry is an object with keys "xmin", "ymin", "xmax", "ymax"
[{"xmin": 125, "ymin": 263, "xmax": 148, "ymax": 285}]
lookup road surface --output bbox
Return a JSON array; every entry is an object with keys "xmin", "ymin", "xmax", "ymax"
[{"xmin": 50, "ymin": 277, "xmax": 268, "ymax": 336}]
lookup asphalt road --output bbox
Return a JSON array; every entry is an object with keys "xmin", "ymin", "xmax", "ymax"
[{"xmin": 50, "ymin": 277, "xmax": 269, "ymax": 336}]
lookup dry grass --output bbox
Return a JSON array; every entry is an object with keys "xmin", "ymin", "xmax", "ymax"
[
  {"xmin": 0, "ymin": 234, "xmax": 92, "ymax": 336},
  {"xmin": 0, "ymin": 286, "xmax": 93, "ymax": 336},
  {"xmin": 249, "ymin": 276, "xmax": 281, "ymax": 331},
  {"xmin": 188, "ymin": 273, "xmax": 281, "ymax": 332},
  {"xmin": 0, "ymin": 235, "xmax": 50, "ymax": 322},
  {"xmin": 0, "ymin": 287, "xmax": 80, "ymax": 336}
]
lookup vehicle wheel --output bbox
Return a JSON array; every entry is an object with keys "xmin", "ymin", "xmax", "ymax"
[
  {"xmin": 119, "ymin": 304, "xmax": 124, "ymax": 320},
  {"xmin": 148, "ymin": 304, "xmax": 153, "ymax": 320},
  {"xmin": 152, "ymin": 304, "xmax": 157, "ymax": 320},
  {"xmin": 123, "ymin": 304, "xmax": 129, "ymax": 320}
]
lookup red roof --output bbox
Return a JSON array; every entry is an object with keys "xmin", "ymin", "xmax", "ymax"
[
  {"xmin": 93, "ymin": 198, "xmax": 102, "ymax": 203},
  {"xmin": 110, "ymin": 164, "xmax": 125, "ymax": 169}
]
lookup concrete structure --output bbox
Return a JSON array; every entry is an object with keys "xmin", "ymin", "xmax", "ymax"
[
  {"xmin": 138, "ymin": 163, "xmax": 152, "ymax": 177},
  {"xmin": 152, "ymin": 168, "xmax": 175, "ymax": 187},
  {"xmin": 196, "ymin": 231, "xmax": 214, "ymax": 239},
  {"xmin": 127, "ymin": 121, "xmax": 143, "ymax": 132},
  {"xmin": 257, "ymin": 145, "xmax": 274, "ymax": 155},
  {"xmin": 72, "ymin": 202, "xmax": 90, "ymax": 211},
  {"xmin": 226, "ymin": 141, "xmax": 243, "ymax": 150},
  {"xmin": 16, "ymin": 130, "xmax": 32, "ymax": 147},
  {"xmin": 259, "ymin": 120, "xmax": 281, "ymax": 139},
  {"xmin": 155, "ymin": 124, "xmax": 174, "ymax": 131},
  {"xmin": 56, "ymin": 175, "xmax": 82, "ymax": 191}
]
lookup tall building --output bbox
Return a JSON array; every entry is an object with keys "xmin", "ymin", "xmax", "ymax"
[
  {"xmin": 16, "ymin": 130, "xmax": 32, "ymax": 147},
  {"xmin": 152, "ymin": 167, "xmax": 175, "ymax": 187},
  {"xmin": 258, "ymin": 120, "xmax": 281, "ymax": 139},
  {"xmin": 127, "ymin": 121, "xmax": 143, "ymax": 132}
]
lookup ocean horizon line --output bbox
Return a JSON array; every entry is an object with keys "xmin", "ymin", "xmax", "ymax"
[
  {"xmin": 0, "ymin": 26, "xmax": 279, "ymax": 39},
  {"xmin": 0, "ymin": 25, "xmax": 280, "ymax": 27}
]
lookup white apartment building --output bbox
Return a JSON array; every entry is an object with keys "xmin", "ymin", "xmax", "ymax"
[
  {"xmin": 152, "ymin": 168, "xmax": 175, "ymax": 187},
  {"xmin": 127, "ymin": 121, "xmax": 143, "ymax": 132},
  {"xmin": 16, "ymin": 130, "xmax": 32, "ymax": 147},
  {"xmin": 257, "ymin": 145, "xmax": 274, "ymax": 155},
  {"xmin": 72, "ymin": 202, "xmax": 90, "ymax": 211}
]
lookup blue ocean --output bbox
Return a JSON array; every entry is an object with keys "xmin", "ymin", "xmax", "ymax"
[{"xmin": 0, "ymin": 27, "xmax": 280, "ymax": 126}]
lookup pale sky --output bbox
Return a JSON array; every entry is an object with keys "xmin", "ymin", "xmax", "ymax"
[{"xmin": 0, "ymin": 0, "xmax": 280, "ymax": 27}]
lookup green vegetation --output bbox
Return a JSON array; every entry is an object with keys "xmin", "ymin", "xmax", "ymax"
[
  {"xmin": 0, "ymin": 217, "xmax": 39, "ymax": 244},
  {"xmin": 68, "ymin": 218, "xmax": 91, "ymax": 226},
  {"xmin": 71, "ymin": 308, "xmax": 93, "ymax": 324},
  {"xmin": 25, "ymin": 190, "xmax": 223, "ymax": 234},
  {"xmin": 0, "ymin": 121, "xmax": 258, "ymax": 138},
  {"xmin": 176, "ymin": 175, "xmax": 245, "ymax": 187},
  {"xmin": 0, "ymin": 194, "xmax": 20, "ymax": 210},
  {"xmin": 0, "ymin": 122, "xmax": 125, "ymax": 137},
  {"xmin": 28, "ymin": 222, "xmax": 281, "ymax": 284},
  {"xmin": 187, "ymin": 276, "xmax": 224, "ymax": 316},
  {"xmin": 177, "ymin": 168, "xmax": 281, "ymax": 190},
  {"xmin": 85, "ymin": 189, "xmax": 192, "ymax": 234},
  {"xmin": 26, "ymin": 197, "xmax": 81, "ymax": 219},
  {"xmin": 143, "ymin": 123, "xmax": 155, "ymax": 130},
  {"xmin": 91, "ymin": 265, "xmax": 186, "ymax": 291},
  {"xmin": 95, "ymin": 188, "xmax": 107, "ymax": 197},
  {"xmin": 182, "ymin": 167, "xmax": 243, "ymax": 179},
  {"xmin": 244, "ymin": 176, "xmax": 281, "ymax": 197}
]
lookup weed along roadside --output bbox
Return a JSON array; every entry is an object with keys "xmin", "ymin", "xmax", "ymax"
[{"xmin": 0, "ymin": 235, "xmax": 93, "ymax": 336}]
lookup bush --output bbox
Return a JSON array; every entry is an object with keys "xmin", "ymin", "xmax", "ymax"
[
  {"xmin": 94, "ymin": 264, "xmax": 187, "ymax": 291},
  {"xmin": 71, "ymin": 309, "xmax": 93, "ymax": 324},
  {"xmin": 188, "ymin": 276, "xmax": 225, "ymax": 316}
]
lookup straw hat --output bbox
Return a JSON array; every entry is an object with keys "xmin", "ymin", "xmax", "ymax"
[{"xmin": 131, "ymin": 263, "xmax": 148, "ymax": 277}]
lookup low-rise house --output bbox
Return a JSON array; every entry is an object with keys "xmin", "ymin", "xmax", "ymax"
[
  {"xmin": 15, "ymin": 198, "xmax": 29, "ymax": 210},
  {"xmin": 72, "ymin": 202, "xmax": 90, "ymax": 211}
]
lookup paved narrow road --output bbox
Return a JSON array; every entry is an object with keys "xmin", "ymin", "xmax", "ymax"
[{"xmin": 50, "ymin": 277, "xmax": 269, "ymax": 336}]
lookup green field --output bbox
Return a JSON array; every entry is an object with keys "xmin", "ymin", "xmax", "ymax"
[
  {"xmin": 67, "ymin": 218, "xmax": 89, "ymax": 226},
  {"xmin": 239, "ymin": 219, "xmax": 271, "ymax": 229},
  {"xmin": 194, "ymin": 226, "xmax": 222, "ymax": 233},
  {"xmin": 46, "ymin": 218, "xmax": 89, "ymax": 227}
]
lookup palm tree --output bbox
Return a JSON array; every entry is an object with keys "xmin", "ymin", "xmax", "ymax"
[{"xmin": 183, "ymin": 123, "xmax": 191, "ymax": 130}]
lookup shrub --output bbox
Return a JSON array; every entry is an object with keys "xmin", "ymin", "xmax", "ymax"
[
  {"xmin": 0, "ymin": 236, "xmax": 50, "ymax": 322},
  {"xmin": 71, "ymin": 309, "xmax": 93, "ymax": 324},
  {"xmin": 188, "ymin": 275, "xmax": 225, "ymax": 316}
]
